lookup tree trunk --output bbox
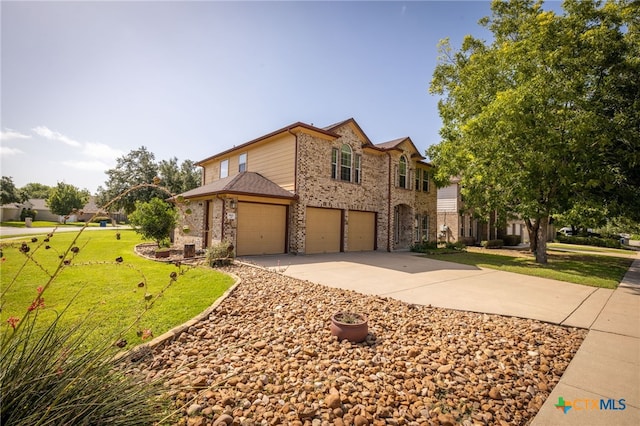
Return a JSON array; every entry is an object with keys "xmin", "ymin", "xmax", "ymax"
[
  {"xmin": 535, "ymin": 216, "xmax": 549, "ymax": 264},
  {"xmin": 524, "ymin": 218, "xmax": 539, "ymax": 253}
]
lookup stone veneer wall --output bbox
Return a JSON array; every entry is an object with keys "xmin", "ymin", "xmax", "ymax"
[{"xmin": 292, "ymin": 127, "xmax": 389, "ymax": 254}]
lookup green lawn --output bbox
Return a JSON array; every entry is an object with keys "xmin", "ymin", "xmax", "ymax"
[
  {"xmin": 548, "ymin": 242, "xmax": 637, "ymax": 257},
  {"xmin": 422, "ymin": 247, "xmax": 633, "ymax": 289},
  {"xmin": 1, "ymin": 229, "xmax": 233, "ymax": 349}
]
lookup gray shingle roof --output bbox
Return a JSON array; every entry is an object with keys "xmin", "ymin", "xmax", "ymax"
[{"xmin": 177, "ymin": 172, "xmax": 296, "ymax": 200}]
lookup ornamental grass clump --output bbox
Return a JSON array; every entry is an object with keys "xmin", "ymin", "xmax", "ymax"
[
  {"xmin": 1, "ymin": 308, "xmax": 166, "ymax": 425},
  {"xmin": 0, "ymin": 183, "xmax": 196, "ymax": 425}
]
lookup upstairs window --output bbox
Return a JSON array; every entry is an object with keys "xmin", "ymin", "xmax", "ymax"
[
  {"xmin": 422, "ymin": 170, "xmax": 429, "ymax": 192},
  {"xmin": 354, "ymin": 154, "xmax": 362, "ymax": 184},
  {"xmin": 331, "ymin": 148, "xmax": 338, "ymax": 179},
  {"xmin": 340, "ymin": 144, "xmax": 352, "ymax": 181},
  {"xmin": 238, "ymin": 153, "xmax": 247, "ymax": 172},
  {"xmin": 398, "ymin": 155, "xmax": 407, "ymax": 189},
  {"xmin": 220, "ymin": 159, "xmax": 229, "ymax": 178},
  {"xmin": 415, "ymin": 168, "xmax": 421, "ymax": 191}
]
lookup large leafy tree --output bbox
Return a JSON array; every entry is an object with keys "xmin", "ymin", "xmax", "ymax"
[
  {"xmin": 97, "ymin": 146, "xmax": 164, "ymax": 215},
  {"xmin": 158, "ymin": 157, "xmax": 202, "ymax": 195},
  {"xmin": 97, "ymin": 147, "xmax": 201, "ymax": 214},
  {"xmin": 428, "ymin": 0, "xmax": 638, "ymax": 263},
  {"xmin": 128, "ymin": 198, "xmax": 177, "ymax": 246},
  {"xmin": 47, "ymin": 182, "xmax": 90, "ymax": 218},
  {"xmin": 0, "ymin": 176, "xmax": 27, "ymax": 205},
  {"xmin": 21, "ymin": 182, "xmax": 53, "ymax": 199}
]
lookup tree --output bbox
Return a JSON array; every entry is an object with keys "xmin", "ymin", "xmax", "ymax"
[
  {"xmin": 47, "ymin": 182, "xmax": 90, "ymax": 220},
  {"xmin": 0, "ymin": 176, "xmax": 27, "ymax": 205},
  {"xmin": 158, "ymin": 157, "xmax": 202, "ymax": 195},
  {"xmin": 428, "ymin": 0, "xmax": 638, "ymax": 263},
  {"xmin": 97, "ymin": 147, "xmax": 201, "ymax": 214},
  {"xmin": 128, "ymin": 198, "xmax": 177, "ymax": 246},
  {"xmin": 21, "ymin": 182, "xmax": 53, "ymax": 199}
]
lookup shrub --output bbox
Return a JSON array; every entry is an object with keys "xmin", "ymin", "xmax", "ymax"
[
  {"xmin": 445, "ymin": 241, "xmax": 467, "ymax": 251},
  {"xmin": 503, "ymin": 235, "xmax": 522, "ymax": 246},
  {"xmin": 556, "ymin": 234, "xmax": 622, "ymax": 249},
  {"xmin": 128, "ymin": 198, "xmax": 177, "ymax": 246},
  {"xmin": 19, "ymin": 208, "xmax": 37, "ymax": 221},
  {"xmin": 481, "ymin": 239, "xmax": 504, "ymax": 249},
  {"xmin": 206, "ymin": 240, "xmax": 235, "ymax": 266},
  {"xmin": 410, "ymin": 241, "xmax": 439, "ymax": 252}
]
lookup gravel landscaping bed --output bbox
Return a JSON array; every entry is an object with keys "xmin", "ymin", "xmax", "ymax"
[{"xmin": 129, "ymin": 264, "xmax": 586, "ymax": 426}]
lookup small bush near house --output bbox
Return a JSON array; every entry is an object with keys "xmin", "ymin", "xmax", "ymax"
[
  {"xmin": 410, "ymin": 241, "xmax": 438, "ymax": 252},
  {"xmin": 503, "ymin": 235, "xmax": 522, "ymax": 246},
  {"xmin": 481, "ymin": 239, "xmax": 504, "ymax": 249},
  {"xmin": 556, "ymin": 234, "xmax": 622, "ymax": 249},
  {"xmin": 445, "ymin": 241, "xmax": 467, "ymax": 251},
  {"xmin": 206, "ymin": 240, "xmax": 235, "ymax": 266}
]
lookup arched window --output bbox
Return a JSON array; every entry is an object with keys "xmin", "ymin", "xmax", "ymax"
[
  {"xmin": 340, "ymin": 144, "xmax": 352, "ymax": 181},
  {"xmin": 398, "ymin": 155, "xmax": 407, "ymax": 188}
]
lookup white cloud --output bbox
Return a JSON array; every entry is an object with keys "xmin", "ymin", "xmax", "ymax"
[
  {"xmin": 1, "ymin": 128, "xmax": 31, "ymax": 141},
  {"xmin": 0, "ymin": 146, "xmax": 25, "ymax": 156},
  {"xmin": 32, "ymin": 126, "xmax": 82, "ymax": 147},
  {"xmin": 62, "ymin": 159, "xmax": 112, "ymax": 171},
  {"xmin": 83, "ymin": 142, "xmax": 124, "ymax": 159}
]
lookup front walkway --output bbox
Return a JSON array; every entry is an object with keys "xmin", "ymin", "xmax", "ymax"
[{"xmin": 246, "ymin": 250, "xmax": 640, "ymax": 425}]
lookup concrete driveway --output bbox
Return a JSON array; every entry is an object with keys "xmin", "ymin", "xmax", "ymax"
[{"xmin": 243, "ymin": 250, "xmax": 611, "ymax": 328}]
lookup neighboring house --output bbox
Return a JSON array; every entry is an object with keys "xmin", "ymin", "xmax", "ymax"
[
  {"xmin": 174, "ymin": 118, "xmax": 437, "ymax": 256},
  {"xmin": 0, "ymin": 199, "xmax": 59, "ymax": 222},
  {"xmin": 436, "ymin": 179, "xmax": 553, "ymax": 244}
]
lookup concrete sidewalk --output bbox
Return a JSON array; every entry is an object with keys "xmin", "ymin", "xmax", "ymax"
[
  {"xmin": 532, "ymin": 257, "xmax": 640, "ymax": 425},
  {"xmin": 246, "ymin": 250, "xmax": 639, "ymax": 425}
]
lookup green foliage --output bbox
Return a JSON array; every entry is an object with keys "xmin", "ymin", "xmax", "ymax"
[
  {"xmin": 556, "ymin": 234, "xmax": 622, "ymax": 249},
  {"xmin": 445, "ymin": 241, "xmax": 467, "ymax": 251},
  {"xmin": 98, "ymin": 147, "xmax": 201, "ymax": 214},
  {"xmin": 19, "ymin": 208, "xmax": 37, "ymax": 221},
  {"xmin": 503, "ymin": 235, "xmax": 522, "ymax": 246},
  {"xmin": 1, "ymin": 176, "xmax": 27, "ymax": 205},
  {"xmin": 481, "ymin": 239, "xmax": 504, "ymax": 249},
  {"xmin": 20, "ymin": 182, "xmax": 52, "ymax": 199},
  {"xmin": 410, "ymin": 241, "xmax": 438, "ymax": 252},
  {"xmin": 206, "ymin": 240, "xmax": 235, "ymax": 267},
  {"xmin": 128, "ymin": 198, "xmax": 177, "ymax": 246},
  {"xmin": 158, "ymin": 157, "xmax": 202, "ymax": 195},
  {"xmin": 46, "ymin": 182, "xmax": 90, "ymax": 216},
  {"xmin": 1, "ymin": 310, "xmax": 168, "ymax": 425},
  {"xmin": 428, "ymin": 0, "xmax": 639, "ymax": 262}
]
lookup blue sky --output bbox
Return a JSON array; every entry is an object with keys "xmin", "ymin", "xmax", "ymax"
[{"xmin": 2, "ymin": 0, "xmax": 530, "ymax": 193}]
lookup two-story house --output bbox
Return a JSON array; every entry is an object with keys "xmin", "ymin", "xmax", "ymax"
[{"xmin": 174, "ymin": 118, "xmax": 437, "ymax": 256}]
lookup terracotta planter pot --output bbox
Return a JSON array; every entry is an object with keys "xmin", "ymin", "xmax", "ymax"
[{"xmin": 330, "ymin": 312, "xmax": 368, "ymax": 343}]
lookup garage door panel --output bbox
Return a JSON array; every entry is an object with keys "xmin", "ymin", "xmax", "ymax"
[
  {"xmin": 349, "ymin": 211, "xmax": 375, "ymax": 251},
  {"xmin": 237, "ymin": 203, "xmax": 286, "ymax": 256},
  {"xmin": 306, "ymin": 207, "xmax": 341, "ymax": 254}
]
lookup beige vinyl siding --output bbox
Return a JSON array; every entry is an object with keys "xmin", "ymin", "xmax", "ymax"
[
  {"xmin": 245, "ymin": 134, "xmax": 296, "ymax": 190},
  {"xmin": 200, "ymin": 133, "xmax": 296, "ymax": 188}
]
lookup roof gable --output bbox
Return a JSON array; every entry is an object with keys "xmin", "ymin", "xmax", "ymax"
[
  {"xmin": 324, "ymin": 118, "xmax": 376, "ymax": 148},
  {"xmin": 375, "ymin": 137, "xmax": 426, "ymax": 161}
]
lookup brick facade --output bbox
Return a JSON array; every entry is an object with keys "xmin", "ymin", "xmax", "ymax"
[{"xmin": 175, "ymin": 118, "xmax": 438, "ymax": 255}]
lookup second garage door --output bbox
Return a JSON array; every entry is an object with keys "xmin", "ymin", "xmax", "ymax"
[
  {"xmin": 237, "ymin": 202, "xmax": 287, "ymax": 256},
  {"xmin": 348, "ymin": 211, "xmax": 376, "ymax": 251},
  {"xmin": 305, "ymin": 207, "xmax": 341, "ymax": 254}
]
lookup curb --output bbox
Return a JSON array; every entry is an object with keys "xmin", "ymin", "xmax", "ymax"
[{"xmin": 113, "ymin": 271, "xmax": 242, "ymax": 362}]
